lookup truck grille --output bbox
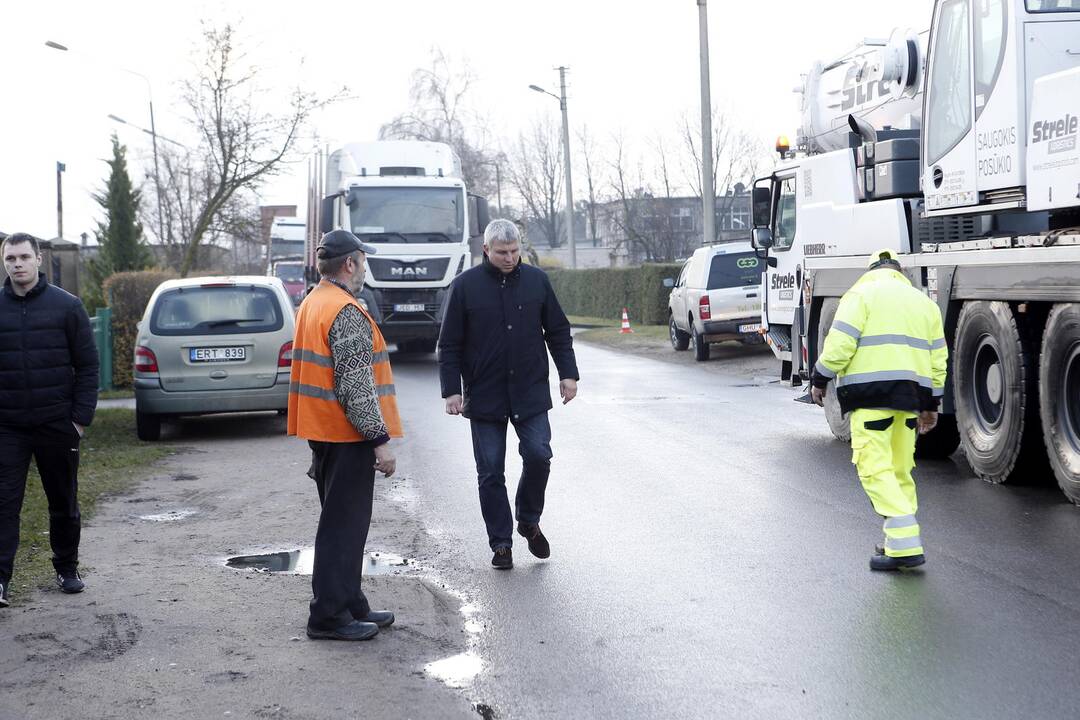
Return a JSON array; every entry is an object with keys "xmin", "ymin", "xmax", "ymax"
[{"xmin": 367, "ymin": 257, "xmax": 450, "ymax": 282}]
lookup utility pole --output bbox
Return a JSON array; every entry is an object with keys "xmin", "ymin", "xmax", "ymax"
[
  {"xmin": 697, "ymin": 0, "xmax": 716, "ymax": 247},
  {"xmin": 558, "ymin": 66, "xmax": 576, "ymax": 269},
  {"xmin": 56, "ymin": 161, "xmax": 65, "ymax": 239}
]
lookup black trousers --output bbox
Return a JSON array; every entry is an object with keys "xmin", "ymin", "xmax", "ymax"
[
  {"xmin": 0, "ymin": 420, "xmax": 82, "ymax": 584},
  {"xmin": 307, "ymin": 439, "xmax": 376, "ymax": 630}
]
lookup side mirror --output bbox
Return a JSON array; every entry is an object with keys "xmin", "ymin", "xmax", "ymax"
[
  {"xmin": 476, "ymin": 196, "xmax": 491, "ymax": 236},
  {"xmin": 752, "ymin": 185, "xmax": 772, "ymax": 228},
  {"xmin": 751, "ymin": 227, "xmax": 774, "ymax": 250},
  {"xmin": 662, "ymin": 278, "xmax": 675, "ymax": 289},
  {"xmin": 767, "ymin": 256, "xmax": 778, "ymax": 268},
  {"xmin": 319, "ymin": 194, "xmax": 338, "ymax": 235}
]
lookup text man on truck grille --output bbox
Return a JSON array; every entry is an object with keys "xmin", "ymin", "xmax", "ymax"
[{"xmin": 810, "ymin": 249, "xmax": 948, "ymax": 571}]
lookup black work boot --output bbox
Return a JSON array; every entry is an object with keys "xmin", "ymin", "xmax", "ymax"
[
  {"xmin": 517, "ymin": 522, "xmax": 551, "ymax": 559},
  {"xmin": 870, "ymin": 554, "xmax": 926, "ymax": 571},
  {"xmin": 57, "ymin": 569, "xmax": 85, "ymax": 594},
  {"xmin": 354, "ymin": 610, "xmax": 395, "ymax": 628},
  {"xmin": 491, "ymin": 547, "xmax": 513, "ymax": 569},
  {"xmin": 0, "ymin": 580, "xmax": 9, "ymax": 608},
  {"xmin": 306, "ymin": 620, "xmax": 379, "ymax": 641}
]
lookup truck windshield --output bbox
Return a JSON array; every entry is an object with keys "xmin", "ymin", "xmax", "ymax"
[
  {"xmin": 348, "ymin": 187, "xmax": 464, "ymax": 242},
  {"xmin": 707, "ymin": 252, "xmax": 763, "ymax": 289},
  {"xmin": 274, "ymin": 265, "xmax": 304, "ymax": 283},
  {"xmin": 1026, "ymin": 0, "xmax": 1080, "ymax": 10}
]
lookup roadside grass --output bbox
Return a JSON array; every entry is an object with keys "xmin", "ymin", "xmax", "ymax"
[
  {"xmin": 11, "ymin": 408, "xmax": 172, "ymax": 604},
  {"xmin": 567, "ymin": 314, "xmax": 621, "ymax": 328},
  {"xmin": 98, "ymin": 389, "xmax": 135, "ymax": 400},
  {"xmin": 576, "ymin": 324, "xmax": 670, "ymax": 348}
]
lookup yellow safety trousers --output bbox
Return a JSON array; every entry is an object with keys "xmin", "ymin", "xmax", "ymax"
[{"xmin": 850, "ymin": 408, "xmax": 924, "ymax": 558}]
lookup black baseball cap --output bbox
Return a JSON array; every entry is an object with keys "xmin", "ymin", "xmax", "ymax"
[{"xmin": 316, "ymin": 230, "xmax": 378, "ymax": 259}]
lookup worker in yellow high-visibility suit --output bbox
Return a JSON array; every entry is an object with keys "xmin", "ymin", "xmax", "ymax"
[{"xmin": 811, "ymin": 249, "xmax": 948, "ymax": 571}]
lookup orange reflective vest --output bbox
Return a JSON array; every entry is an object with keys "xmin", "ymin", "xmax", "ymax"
[{"xmin": 287, "ymin": 281, "xmax": 403, "ymax": 442}]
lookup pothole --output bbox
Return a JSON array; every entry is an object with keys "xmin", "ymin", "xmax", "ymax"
[
  {"xmin": 138, "ymin": 509, "xmax": 198, "ymax": 522},
  {"xmin": 223, "ymin": 549, "xmax": 412, "ymax": 576}
]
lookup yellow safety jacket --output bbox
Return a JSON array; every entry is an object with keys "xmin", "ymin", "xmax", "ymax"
[
  {"xmin": 287, "ymin": 281, "xmax": 403, "ymax": 442},
  {"xmin": 814, "ymin": 269, "xmax": 947, "ymax": 415}
]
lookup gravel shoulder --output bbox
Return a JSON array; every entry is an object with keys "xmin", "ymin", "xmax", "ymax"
[{"xmin": 0, "ymin": 412, "xmax": 476, "ymax": 720}]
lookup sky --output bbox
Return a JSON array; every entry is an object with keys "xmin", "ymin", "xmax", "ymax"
[{"xmin": 0, "ymin": 0, "xmax": 934, "ymax": 244}]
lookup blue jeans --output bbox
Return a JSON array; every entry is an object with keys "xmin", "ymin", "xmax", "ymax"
[{"xmin": 470, "ymin": 412, "xmax": 553, "ymax": 550}]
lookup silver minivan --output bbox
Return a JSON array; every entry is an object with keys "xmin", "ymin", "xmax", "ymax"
[{"xmin": 133, "ymin": 276, "xmax": 295, "ymax": 440}]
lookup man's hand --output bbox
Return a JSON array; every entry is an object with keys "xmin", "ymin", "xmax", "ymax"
[
  {"xmin": 445, "ymin": 394, "xmax": 463, "ymax": 415},
  {"xmin": 918, "ymin": 411, "xmax": 938, "ymax": 435},
  {"xmin": 374, "ymin": 444, "xmax": 396, "ymax": 478},
  {"xmin": 560, "ymin": 379, "xmax": 578, "ymax": 405},
  {"xmin": 811, "ymin": 386, "xmax": 825, "ymax": 407},
  {"xmin": 72, "ymin": 422, "xmax": 85, "ymax": 438}
]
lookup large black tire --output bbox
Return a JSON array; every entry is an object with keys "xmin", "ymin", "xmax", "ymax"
[
  {"xmin": 136, "ymin": 410, "xmax": 162, "ymax": 442},
  {"xmin": 692, "ymin": 325, "xmax": 710, "ymax": 361},
  {"xmin": 953, "ymin": 301, "xmax": 1045, "ymax": 483},
  {"xmin": 1039, "ymin": 304, "xmax": 1080, "ymax": 504},
  {"xmin": 669, "ymin": 314, "xmax": 690, "ymax": 351},
  {"xmin": 816, "ymin": 298, "xmax": 851, "ymax": 442},
  {"xmin": 914, "ymin": 414, "xmax": 961, "ymax": 459}
]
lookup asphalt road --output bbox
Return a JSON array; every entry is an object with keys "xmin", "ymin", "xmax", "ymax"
[{"xmin": 391, "ymin": 339, "xmax": 1080, "ymax": 720}]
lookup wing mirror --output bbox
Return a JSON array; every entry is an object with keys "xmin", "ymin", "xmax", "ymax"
[
  {"xmin": 751, "ymin": 227, "xmax": 774, "ymax": 250},
  {"xmin": 662, "ymin": 278, "xmax": 675, "ymax": 289}
]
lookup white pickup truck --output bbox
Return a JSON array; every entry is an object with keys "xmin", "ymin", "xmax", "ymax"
[{"xmin": 666, "ymin": 241, "xmax": 764, "ymax": 361}]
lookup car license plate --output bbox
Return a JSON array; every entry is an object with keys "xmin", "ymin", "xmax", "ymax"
[
  {"xmin": 394, "ymin": 303, "xmax": 425, "ymax": 312},
  {"xmin": 738, "ymin": 323, "xmax": 762, "ymax": 333},
  {"xmin": 190, "ymin": 346, "xmax": 246, "ymax": 363}
]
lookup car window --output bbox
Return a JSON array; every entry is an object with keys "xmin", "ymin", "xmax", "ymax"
[
  {"xmin": 926, "ymin": 0, "xmax": 972, "ymax": 164},
  {"xmin": 677, "ymin": 261, "xmax": 691, "ymax": 287},
  {"xmin": 707, "ymin": 252, "xmax": 763, "ymax": 289},
  {"xmin": 151, "ymin": 286, "xmax": 285, "ymax": 336}
]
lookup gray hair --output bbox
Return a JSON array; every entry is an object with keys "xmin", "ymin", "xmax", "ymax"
[
  {"xmin": 317, "ymin": 250, "xmax": 361, "ymax": 278},
  {"xmin": 484, "ymin": 218, "xmax": 521, "ymax": 246}
]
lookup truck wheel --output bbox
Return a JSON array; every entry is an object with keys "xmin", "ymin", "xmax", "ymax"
[
  {"xmin": 914, "ymin": 414, "xmax": 960, "ymax": 459},
  {"xmin": 954, "ymin": 301, "xmax": 1044, "ymax": 483},
  {"xmin": 1039, "ymin": 304, "xmax": 1080, "ymax": 503},
  {"xmin": 136, "ymin": 410, "xmax": 162, "ymax": 442},
  {"xmin": 816, "ymin": 298, "xmax": 851, "ymax": 442},
  {"xmin": 692, "ymin": 326, "xmax": 710, "ymax": 361},
  {"xmin": 669, "ymin": 314, "xmax": 690, "ymax": 351}
]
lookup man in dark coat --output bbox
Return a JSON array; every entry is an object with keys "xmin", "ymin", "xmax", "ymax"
[
  {"xmin": 438, "ymin": 219, "xmax": 579, "ymax": 569},
  {"xmin": 0, "ymin": 233, "xmax": 98, "ymax": 607}
]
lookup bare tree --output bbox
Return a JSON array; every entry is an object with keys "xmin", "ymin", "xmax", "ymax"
[
  {"xmin": 149, "ymin": 23, "xmax": 332, "ymax": 277},
  {"xmin": 577, "ymin": 126, "xmax": 604, "ymax": 247},
  {"xmin": 380, "ymin": 49, "xmax": 496, "ymax": 198},
  {"xmin": 505, "ymin": 117, "xmax": 564, "ymax": 248}
]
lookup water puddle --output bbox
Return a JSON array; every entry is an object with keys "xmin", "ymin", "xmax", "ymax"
[
  {"xmin": 424, "ymin": 652, "xmax": 484, "ymax": 688},
  {"xmin": 224, "ymin": 549, "xmax": 411, "ymax": 576},
  {"xmin": 139, "ymin": 509, "xmax": 198, "ymax": 522}
]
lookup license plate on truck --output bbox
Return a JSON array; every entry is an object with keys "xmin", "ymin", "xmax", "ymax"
[
  {"xmin": 189, "ymin": 346, "xmax": 246, "ymax": 363},
  {"xmin": 394, "ymin": 303, "xmax": 425, "ymax": 312},
  {"xmin": 738, "ymin": 323, "xmax": 762, "ymax": 333}
]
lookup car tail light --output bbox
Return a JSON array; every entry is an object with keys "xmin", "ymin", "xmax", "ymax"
[
  {"xmin": 699, "ymin": 295, "xmax": 712, "ymax": 321},
  {"xmin": 134, "ymin": 346, "xmax": 158, "ymax": 373},
  {"xmin": 278, "ymin": 341, "xmax": 293, "ymax": 368}
]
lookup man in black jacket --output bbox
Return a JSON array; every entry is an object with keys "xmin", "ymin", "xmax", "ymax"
[
  {"xmin": 438, "ymin": 219, "xmax": 579, "ymax": 569},
  {"xmin": 0, "ymin": 233, "xmax": 99, "ymax": 606}
]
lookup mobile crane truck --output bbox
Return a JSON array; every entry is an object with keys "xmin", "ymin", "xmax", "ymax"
[{"xmin": 752, "ymin": 0, "xmax": 1080, "ymax": 501}]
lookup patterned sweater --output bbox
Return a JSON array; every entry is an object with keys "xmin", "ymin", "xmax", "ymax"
[{"xmin": 327, "ymin": 280, "xmax": 389, "ymax": 445}]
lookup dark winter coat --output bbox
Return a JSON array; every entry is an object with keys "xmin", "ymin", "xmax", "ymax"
[
  {"xmin": 0, "ymin": 274, "xmax": 99, "ymax": 428},
  {"xmin": 438, "ymin": 258, "xmax": 578, "ymax": 423}
]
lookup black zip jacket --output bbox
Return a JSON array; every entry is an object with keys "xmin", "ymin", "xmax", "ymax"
[
  {"xmin": 438, "ymin": 258, "xmax": 578, "ymax": 423},
  {"xmin": 0, "ymin": 274, "xmax": 99, "ymax": 428}
]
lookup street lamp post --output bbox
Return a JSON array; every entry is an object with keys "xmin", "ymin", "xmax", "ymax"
[
  {"xmin": 697, "ymin": 1, "xmax": 716, "ymax": 247},
  {"xmin": 46, "ymin": 40, "xmax": 167, "ymax": 246},
  {"xmin": 529, "ymin": 67, "xmax": 576, "ymax": 269},
  {"xmin": 481, "ymin": 158, "xmax": 504, "ymax": 217}
]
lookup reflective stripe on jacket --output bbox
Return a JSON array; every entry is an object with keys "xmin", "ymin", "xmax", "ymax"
[
  {"xmin": 814, "ymin": 268, "xmax": 947, "ymax": 414},
  {"xmin": 287, "ymin": 281, "xmax": 403, "ymax": 442}
]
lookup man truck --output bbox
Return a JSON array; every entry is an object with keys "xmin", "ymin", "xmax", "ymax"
[
  {"xmin": 752, "ymin": 0, "xmax": 1080, "ymax": 501},
  {"xmin": 310, "ymin": 141, "xmax": 490, "ymax": 352}
]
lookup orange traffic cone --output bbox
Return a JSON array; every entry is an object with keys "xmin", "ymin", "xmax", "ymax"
[{"xmin": 620, "ymin": 308, "xmax": 634, "ymax": 334}]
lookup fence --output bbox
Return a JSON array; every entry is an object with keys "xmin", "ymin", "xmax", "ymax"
[{"xmin": 89, "ymin": 307, "xmax": 113, "ymax": 392}]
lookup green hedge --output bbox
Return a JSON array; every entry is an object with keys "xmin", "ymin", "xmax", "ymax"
[
  {"xmin": 103, "ymin": 270, "xmax": 176, "ymax": 388},
  {"xmin": 547, "ymin": 264, "xmax": 681, "ymax": 326}
]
